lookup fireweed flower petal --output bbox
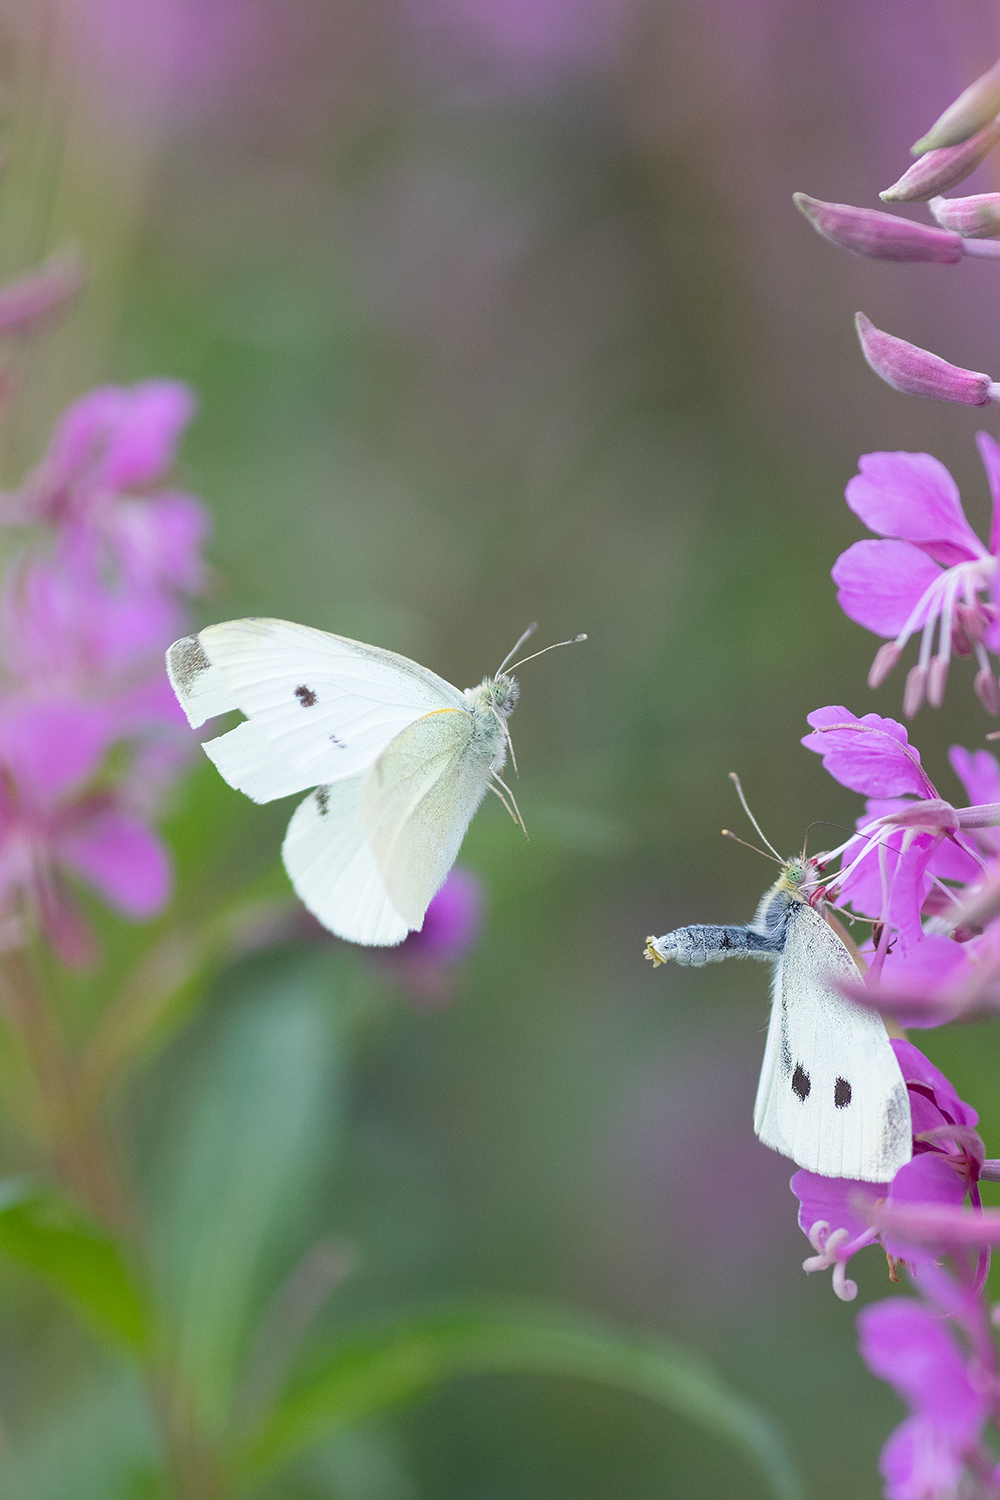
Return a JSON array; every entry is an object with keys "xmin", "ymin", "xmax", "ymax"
[
  {"xmin": 832, "ymin": 540, "xmax": 942, "ymax": 637},
  {"xmin": 802, "ymin": 708, "xmax": 936, "ymax": 798},
  {"xmin": 42, "ymin": 379, "xmax": 196, "ymax": 497},
  {"xmin": 845, "ymin": 452, "xmax": 987, "ymax": 565},
  {"xmin": 58, "ymin": 808, "xmax": 171, "ymax": 919},
  {"xmin": 376, "ymin": 866, "xmax": 485, "ymax": 1007},
  {"xmin": 791, "ymin": 1168, "xmax": 878, "ymax": 1301},
  {"xmin": 858, "ymin": 1300, "xmax": 989, "ymax": 1500}
]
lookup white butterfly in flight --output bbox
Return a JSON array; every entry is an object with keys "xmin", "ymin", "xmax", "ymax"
[
  {"xmin": 643, "ymin": 784, "xmax": 912, "ymax": 1182},
  {"xmin": 167, "ymin": 619, "xmax": 584, "ymax": 947}
]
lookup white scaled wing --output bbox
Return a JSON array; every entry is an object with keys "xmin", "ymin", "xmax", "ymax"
[
  {"xmin": 362, "ymin": 709, "xmax": 496, "ymax": 927},
  {"xmin": 753, "ymin": 904, "xmax": 911, "ymax": 1182},
  {"xmin": 282, "ymin": 777, "xmax": 410, "ymax": 946},
  {"xmin": 167, "ymin": 620, "xmax": 465, "ymax": 803}
]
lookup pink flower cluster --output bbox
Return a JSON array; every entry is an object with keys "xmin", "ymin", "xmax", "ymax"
[
  {"xmin": 0, "ymin": 381, "xmax": 208, "ymax": 964},
  {"xmin": 790, "ymin": 52, "xmax": 1000, "ymax": 1499}
]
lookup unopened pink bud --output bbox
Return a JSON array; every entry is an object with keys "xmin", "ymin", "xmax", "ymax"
[
  {"xmin": 868, "ymin": 641, "xmax": 901, "ymax": 687},
  {"xmin": 794, "ymin": 194, "xmax": 962, "ymax": 262},
  {"xmin": 976, "ymin": 668, "xmax": 1000, "ymax": 716},
  {"xmin": 0, "ymin": 249, "xmax": 85, "ymax": 338},
  {"xmin": 913, "ymin": 58, "xmax": 1000, "ymax": 153},
  {"xmin": 881, "ymin": 115, "xmax": 1000, "ymax": 202},
  {"xmin": 903, "ymin": 663, "xmax": 927, "ymax": 717},
  {"xmin": 930, "ymin": 192, "xmax": 1000, "ymax": 238},
  {"xmin": 855, "ymin": 312, "xmax": 996, "ymax": 405},
  {"xmin": 926, "ymin": 654, "xmax": 949, "ymax": 707}
]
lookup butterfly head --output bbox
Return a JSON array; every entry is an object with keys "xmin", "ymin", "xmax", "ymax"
[
  {"xmin": 467, "ymin": 673, "xmax": 520, "ymax": 720},
  {"xmin": 776, "ymin": 855, "xmax": 824, "ymax": 903}
]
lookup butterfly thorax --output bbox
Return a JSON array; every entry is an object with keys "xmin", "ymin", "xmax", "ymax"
[{"xmin": 752, "ymin": 857, "xmax": 824, "ymax": 944}]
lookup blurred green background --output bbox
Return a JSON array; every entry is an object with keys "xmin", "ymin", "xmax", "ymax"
[{"xmin": 1, "ymin": 2, "xmax": 1000, "ymax": 1496}]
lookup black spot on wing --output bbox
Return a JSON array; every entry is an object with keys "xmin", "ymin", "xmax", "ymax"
[
  {"xmin": 295, "ymin": 685, "xmax": 317, "ymax": 707},
  {"xmin": 315, "ymin": 786, "xmax": 330, "ymax": 817},
  {"xmin": 834, "ymin": 1077, "xmax": 852, "ymax": 1109},
  {"xmin": 792, "ymin": 1064, "xmax": 811, "ymax": 1102},
  {"xmin": 329, "ymin": 733, "xmax": 346, "ymax": 749}
]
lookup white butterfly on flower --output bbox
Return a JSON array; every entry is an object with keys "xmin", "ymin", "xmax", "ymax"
[
  {"xmin": 644, "ymin": 779, "xmax": 912, "ymax": 1182},
  {"xmin": 166, "ymin": 618, "xmax": 583, "ymax": 946}
]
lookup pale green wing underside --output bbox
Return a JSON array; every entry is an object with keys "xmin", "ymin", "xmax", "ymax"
[{"xmin": 362, "ymin": 710, "xmax": 494, "ymax": 927}]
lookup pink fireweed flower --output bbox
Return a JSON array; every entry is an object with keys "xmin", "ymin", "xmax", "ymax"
[
  {"xmin": 793, "ymin": 1042, "xmax": 983, "ymax": 1300},
  {"xmin": 0, "ymin": 380, "xmax": 207, "ymax": 593},
  {"xmin": 858, "ymin": 1298, "xmax": 993, "ymax": 1500},
  {"xmin": 0, "ymin": 698, "xmax": 173, "ymax": 966},
  {"xmin": 801, "ymin": 709, "xmax": 989, "ymax": 950},
  {"xmin": 832, "ymin": 438, "xmax": 1000, "ymax": 715}
]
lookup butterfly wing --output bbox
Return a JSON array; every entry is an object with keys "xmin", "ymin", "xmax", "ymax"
[
  {"xmin": 362, "ymin": 708, "xmax": 497, "ymax": 927},
  {"xmin": 753, "ymin": 904, "xmax": 911, "ymax": 1181},
  {"xmin": 281, "ymin": 777, "xmax": 410, "ymax": 946},
  {"xmin": 167, "ymin": 619, "xmax": 465, "ymax": 803}
]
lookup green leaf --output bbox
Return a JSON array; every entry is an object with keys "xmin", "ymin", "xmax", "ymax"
[
  {"xmin": 231, "ymin": 1304, "xmax": 805, "ymax": 1500},
  {"xmin": 150, "ymin": 951, "xmax": 345, "ymax": 1435},
  {"xmin": 0, "ymin": 1178, "xmax": 149, "ymax": 1350}
]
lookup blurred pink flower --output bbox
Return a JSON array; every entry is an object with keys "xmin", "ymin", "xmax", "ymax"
[
  {"xmin": 376, "ymin": 866, "xmax": 484, "ymax": 1006},
  {"xmin": 412, "ymin": 0, "xmax": 633, "ymax": 79},
  {"xmin": 858, "ymin": 1299, "xmax": 991, "ymax": 1500},
  {"xmin": 0, "ymin": 380, "xmax": 208, "ymax": 595},
  {"xmin": 832, "ymin": 439, "xmax": 1000, "ymax": 715},
  {"xmin": 0, "ymin": 699, "xmax": 172, "ymax": 966}
]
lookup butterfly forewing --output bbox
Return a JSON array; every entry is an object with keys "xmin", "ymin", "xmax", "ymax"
[
  {"xmin": 362, "ymin": 710, "xmax": 496, "ymax": 927},
  {"xmin": 754, "ymin": 904, "xmax": 911, "ymax": 1181},
  {"xmin": 184, "ymin": 619, "xmax": 465, "ymax": 788}
]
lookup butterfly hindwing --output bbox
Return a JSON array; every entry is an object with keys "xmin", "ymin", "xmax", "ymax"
[
  {"xmin": 362, "ymin": 709, "xmax": 497, "ymax": 927},
  {"xmin": 754, "ymin": 903, "xmax": 911, "ymax": 1182},
  {"xmin": 281, "ymin": 776, "xmax": 411, "ymax": 946}
]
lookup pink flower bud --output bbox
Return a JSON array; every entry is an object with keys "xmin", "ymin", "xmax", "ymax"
[
  {"xmin": 794, "ymin": 194, "xmax": 962, "ymax": 262},
  {"xmin": 855, "ymin": 312, "xmax": 997, "ymax": 405},
  {"xmin": 912, "ymin": 57, "xmax": 1000, "ymax": 153},
  {"xmin": 881, "ymin": 114, "xmax": 1000, "ymax": 202},
  {"xmin": 975, "ymin": 668, "xmax": 1000, "ymax": 716},
  {"xmin": 868, "ymin": 642, "xmax": 901, "ymax": 688},
  {"xmin": 929, "ymin": 192, "xmax": 1000, "ymax": 238},
  {"xmin": 903, "ymin": 663, "xmax": 927, "ymax": 717}
]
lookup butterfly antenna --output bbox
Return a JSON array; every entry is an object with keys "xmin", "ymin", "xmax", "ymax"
[
  {"xmin": 496, "ymin": 623, "xmax": 537, "ymax": 676},
  {"xmin": 721, "ymin": 829, "xmax": 782, "ymax": 865},
  {"xmin": 492, "ymin": 770, "xmax": 528, "ymax": 838},
  {"xmin": 505, "ymin": 633, "xmax": 587, "ymax": 674},
  {"xmin": 728, "ymin": 773, "xmax": 783, "ymax": 861}
]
